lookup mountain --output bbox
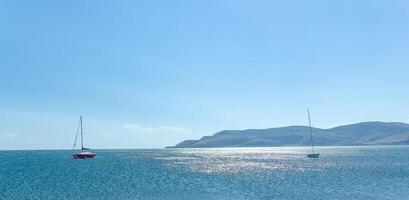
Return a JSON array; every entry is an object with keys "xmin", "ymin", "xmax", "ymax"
[{"xmin": 169, "ymin": 122, "xmax": 409, "ymax": 148}]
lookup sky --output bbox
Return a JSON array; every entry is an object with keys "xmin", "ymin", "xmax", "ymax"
[{"xmin": 0, "ymin": 0, "xmax": 408, "ymax": 150}]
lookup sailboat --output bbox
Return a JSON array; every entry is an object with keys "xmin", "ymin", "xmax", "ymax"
[
  {"xmin": 307, "ymin": 109, "xmax": 320, "ymax": 158},
  {"xmin": 72, "ymin": 116, "xmax": 96, "ymax": 159}
]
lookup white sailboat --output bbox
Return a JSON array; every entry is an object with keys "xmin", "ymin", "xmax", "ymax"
[{"xmin": 307, "ymin": 109, "xmax": 320, "ymax": 158}]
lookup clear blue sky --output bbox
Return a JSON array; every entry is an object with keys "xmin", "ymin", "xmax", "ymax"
[{"xmin": 0, "ymin": 0, "xmax": 408, "ymax": 149}]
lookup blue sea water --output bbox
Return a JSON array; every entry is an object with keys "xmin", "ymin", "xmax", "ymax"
[{"xmin": 1, "ymin": 146, "xmax": 409, "ymax": 200}]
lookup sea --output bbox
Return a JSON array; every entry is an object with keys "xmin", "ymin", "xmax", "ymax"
[{"xmin": 1, "ymin": 146, "xmax": 409, "ymax": 200}]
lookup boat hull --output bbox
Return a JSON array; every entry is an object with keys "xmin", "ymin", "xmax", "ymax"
[
  {"xmin": 307, "ymin": 153, "xmax": 320, "ymax": 158},
  {"xmin": 72, "ymin": 152, "xmax": 96, "ymax": 159}
]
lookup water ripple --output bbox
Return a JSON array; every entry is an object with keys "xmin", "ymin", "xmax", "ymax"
[{"xmin": 1, "ymin": 146, "xmax": 409, "ymax": 199}]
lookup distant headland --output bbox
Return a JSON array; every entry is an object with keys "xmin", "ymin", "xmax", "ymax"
[{"xmin": 168, "ymin": 122, "xmax": 409, "ymax": 148}]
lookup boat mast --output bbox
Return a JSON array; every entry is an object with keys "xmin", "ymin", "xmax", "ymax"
[
  {"xmin": 308, "ymin": 109, "xmax": 315, "ymax": 154},
  {"xmin": 80, "ymin": 116, "xmax": 83, "ymax": 150}
]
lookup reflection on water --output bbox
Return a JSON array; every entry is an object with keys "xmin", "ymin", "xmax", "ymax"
[
  {"xmin": 1, "ymin": 146, "xmax": 409, "ymax": 200},
  {"xmin": 156, "ymin": 148, "xmax": 325, "ymax": 173}
]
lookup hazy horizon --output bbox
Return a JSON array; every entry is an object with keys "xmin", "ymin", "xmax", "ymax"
[{"xmin": 1, "ymin": 0, "xmax": 408, "ymax": 150}]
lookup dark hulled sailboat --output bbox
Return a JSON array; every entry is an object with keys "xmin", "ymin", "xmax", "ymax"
[{"xmin": 72, "ymin": 116, "xmax": 96, "ymax": 159}]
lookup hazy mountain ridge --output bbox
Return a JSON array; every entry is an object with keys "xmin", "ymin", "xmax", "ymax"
[{"xmin": 169, "ymin": 122, "xmax": 409, "ymax": 148}]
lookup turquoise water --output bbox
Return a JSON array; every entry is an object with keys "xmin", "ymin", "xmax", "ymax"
[{"xmin": 1, "ymin": 146, "xmax": 409, "ymax": 200}]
